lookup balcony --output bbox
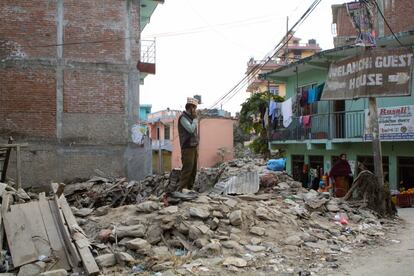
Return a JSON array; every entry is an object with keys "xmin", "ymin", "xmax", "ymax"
[
  {"xmin": 138, "ymin": 39, "xmax": 156, "ymax": 84},
  {"xmin": 270, "ymin": 110, "xmax": 365, "ymax": 144},
  {"xmin": 152, "ymin": 139, "xmax": 173, "ymax": 152}
]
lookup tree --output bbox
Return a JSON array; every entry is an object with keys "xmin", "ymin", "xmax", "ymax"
[{"xmin": 239, "ymin": 92, "xmax": 284, "ymax": 156}]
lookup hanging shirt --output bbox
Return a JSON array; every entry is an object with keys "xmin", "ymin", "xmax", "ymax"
[
  {"xmin": 303, "ymin": 115, "xmax": 311, "ymax": 128},
  {"xmin": 307, "ymin": 88, "xmax": 317, "ymax": 104},
  {"xmin": 281, "ymin": 98, "xmax": 293, "ymax": 128},
  {"xmin": 275, "ymin": 102, "xmax": 282, "ymax": 118},
  {"xmin": 269, "ymin": 100, "xmax": 277, "ymax": 122}
]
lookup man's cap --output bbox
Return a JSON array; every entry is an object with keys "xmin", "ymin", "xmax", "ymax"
[{"xmin": 187, "ymin": 97, "xmax": 199, "ymax": 106}]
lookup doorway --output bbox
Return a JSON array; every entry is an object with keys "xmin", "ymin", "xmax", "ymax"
[
  {"xmin": 333, "ymin": 100, "xmax": 345, "ymax": 138},
  {"xmin": 291, "ymin": 155, "xmax": 304, "ymax": 182},
  {"xmin": 398, "ymin": 157, "xmax": 414, "ymax": 190}
]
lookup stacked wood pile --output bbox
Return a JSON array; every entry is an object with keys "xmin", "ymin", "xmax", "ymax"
[{"xmin": 0, "ymin": 182, "xmax": 99, "ymax": 275}]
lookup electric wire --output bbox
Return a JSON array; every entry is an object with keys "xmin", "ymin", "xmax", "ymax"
[{"xmin": 209, "ymin": 0, "xmax": 322, "ymax": 109}]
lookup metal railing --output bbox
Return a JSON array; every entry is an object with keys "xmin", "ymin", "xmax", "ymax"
[
  {"xmin": 140, "ymin": 39, "xmax": 156, "ymax": 64},
  {"xmin": 270, "ymin": 110, "xmax": 365, "ymax": 142}
]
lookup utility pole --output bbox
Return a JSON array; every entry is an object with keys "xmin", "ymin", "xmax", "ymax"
[
  {"xmin": 367, "ymin": 0, "xmax": 385, "ymax": 188},
  {"xmin": 285, "ymin": 16, "xmax": 289, "ymax": 64},
  {"xmin": 368, "ymin": 97, "xmax": 384, "ymax": 188}
]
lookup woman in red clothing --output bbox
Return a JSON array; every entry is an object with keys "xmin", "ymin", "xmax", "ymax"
[{"xmin": 329, "ymin": 153, "xmax": 353, "ymax": 197}]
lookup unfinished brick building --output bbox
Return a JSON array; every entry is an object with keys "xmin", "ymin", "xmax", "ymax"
[
  {"xmin": 0, "ymin": 0, "xmax": 162, "ymax": 186},
  {"xmin": 332, "ymin": 0, "xmax": 414, "ymax": 47}
]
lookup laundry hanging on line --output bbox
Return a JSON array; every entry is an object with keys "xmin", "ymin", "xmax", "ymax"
[{"xmin": 281, "ymin": 98, "xmax": 293, "ymax": 128}]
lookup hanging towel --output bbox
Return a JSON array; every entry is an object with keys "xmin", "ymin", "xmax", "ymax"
[
  {"xmin": 303, "ymin": 115, "xmax": 311, "ymax": 128},
  {"xmin": 308, "ymin": 88, "xmax": 317, "ymax": 104},
  {"xmin": 281, "ymin": 98, "xmax": 293, "ymax": 128},
  {"xmin": 269, "ymin": 100, "xmax": 277, "ymax": 122}
]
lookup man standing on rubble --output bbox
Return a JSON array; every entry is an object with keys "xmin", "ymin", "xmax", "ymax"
[{"xmin": 177, "ymin": 97, "xmax": 199, "ymax": 191}]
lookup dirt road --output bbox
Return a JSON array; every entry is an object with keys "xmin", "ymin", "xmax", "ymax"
[{"xmin": 333, "ymin": 207, "xmax": 414, "ymax": 276}]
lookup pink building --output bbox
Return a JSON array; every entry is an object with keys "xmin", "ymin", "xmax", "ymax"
[{"xmin": 148, "ymin": 110, "xmax": 235, "ymax": 173}]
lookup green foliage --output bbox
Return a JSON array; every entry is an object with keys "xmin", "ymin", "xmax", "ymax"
[
  {"xmin": 239, "ymin": 91, "xmax": 284, "ymax": 155},
  {"xmin": 249, "ymin": 136, "xmax": 269, "ymax": 155}
]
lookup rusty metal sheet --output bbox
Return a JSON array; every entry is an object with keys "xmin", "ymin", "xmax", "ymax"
[{"xmin": 321, "ymin": 47, "xmax": 413, "ymax": 100}]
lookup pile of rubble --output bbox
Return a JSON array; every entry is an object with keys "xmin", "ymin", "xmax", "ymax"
[
  {"xmin": 0, "ymin": 158, "xmax": 398, "ymax": 275},
  {"xmin": 64, "ymin": 158, "xmax": 399, "ymax": 275}
]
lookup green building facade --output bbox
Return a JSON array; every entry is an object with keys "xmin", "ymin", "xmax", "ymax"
[{"xmin": 263, "ymin": 35, "xmax": 414, "ymax": 192}]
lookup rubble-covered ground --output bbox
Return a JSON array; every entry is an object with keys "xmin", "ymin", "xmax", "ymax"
[{"xmin": 65, "ymin": 158, "xmax": 401, "ymax": 275}]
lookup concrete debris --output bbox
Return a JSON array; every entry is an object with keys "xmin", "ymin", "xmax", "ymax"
[
  {"xmin": 229, "ymin": 210, "xmax": 243, "ymax": 226},
  {"xmin": 222, "ymin": 257, "xmax": 247, "ymax": 267},
  {"xmin": 189, "ymin": 207, "xmax": 210, "ymax": 219},
  {"xmin": 39, "ymin": 269, "xmax": 68, "ymax": 276},
  {"xmin": 116, "ymin": 224, "xmax": 146, "ymax": 238},
  {"xmin": 2, "ymin": 158, "xmax": 397, "ymax": 275},
  {"xmin": 95, "ymin": 254, "xmax": 116, "ymax": 268}
]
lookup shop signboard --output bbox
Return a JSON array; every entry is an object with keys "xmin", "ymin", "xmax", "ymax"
[
  {"xmin": 364, "ymin": 105, "xmax": 414, "ymax": 141},
  {"xmin": 321, "ymin": 47, "xmax": 413, "ymax": 100}
]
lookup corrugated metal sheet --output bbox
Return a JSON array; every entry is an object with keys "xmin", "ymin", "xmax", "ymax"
[{"xmin": 223, "ymin": 171, "xmax": 260, "ymax": 195}]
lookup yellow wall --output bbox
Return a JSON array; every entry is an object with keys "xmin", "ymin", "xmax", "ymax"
[
  {"xmin": 152, "ymin": 150, "xmax": 172, "ymax": 174},
  {"xmin": 255, "ymin": 82, "xmax": 286, "ymax": 97}
]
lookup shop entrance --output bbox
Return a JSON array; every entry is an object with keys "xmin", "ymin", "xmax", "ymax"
[
  {"xmin": 398, "ymin": 157, "xmax": 414, "ymax": 190},
  {"xmin": 291, "ymin": 155, "xmax": 304, "ymax": 182}
]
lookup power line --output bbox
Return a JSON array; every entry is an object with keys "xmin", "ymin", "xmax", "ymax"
[
  {"xmin": 210, "ymin": 0, "xmax": 322, "ymax": 109},
  {"xmin": 6, "ymin": 36, "xmax": 138, "ymax": 49},
  {"xmin": 209, "ymin": 0, "xmax": 323, "ymax": 109},
  {"xmin": 142, "ymin": 14, "xmax": 283, "ymax": 38}
]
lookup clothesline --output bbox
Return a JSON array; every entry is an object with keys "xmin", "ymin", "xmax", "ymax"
[{"xmin": 268, "ymin": 82, "xmax": 325, "ymax": 128}]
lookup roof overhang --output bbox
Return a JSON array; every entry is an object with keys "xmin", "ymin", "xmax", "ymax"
[
  {"xmin": 140, "ymin": 0, "xmax": 164, "ymax": 31},
  {"xmin": 262, "ymin": 29, "xmax": 414, "ymax": 80}
]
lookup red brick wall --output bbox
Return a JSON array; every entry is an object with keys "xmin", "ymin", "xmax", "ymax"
[
  {"xmin": 334, "ymin": 0, "xmax": 414, "ymax": 43},
  {"xmin": 63, "ymin": 0, "xmax": 126, "ymax": 63},
  {"xmin": 63, "ymin": 70, "xmax": 125, "ymax": 114},
  {"xmin": 382, "ymin": 0, "xmax": 414, "ymax": 36},
  {"xmin": 0, "ymin": 69, "xmax": 56, "ymax": 137},
  {"xmin": 0, "ymin": 0, "xmax": 57, "ymax": 60}
]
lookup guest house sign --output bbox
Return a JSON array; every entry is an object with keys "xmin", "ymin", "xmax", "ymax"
[{"xmin": 321, "ymin": 47, "xmax": 413, "ymax": 100}]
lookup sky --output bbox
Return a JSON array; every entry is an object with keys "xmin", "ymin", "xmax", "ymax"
[{"xmin": 141, "ymin": 0, "xmax": 347, "ymax": 115}]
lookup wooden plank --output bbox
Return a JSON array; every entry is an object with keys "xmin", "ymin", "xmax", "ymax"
[
  {"xmin": 51, "ymin": 183, "xmax": 99, "ymax": 275},
  {"xmin": 49, "ymin": 198, "xmax": 81, "ymax": 268},
  {"xmin": 11, "ymin": 203, "xmax": 51, "ymax": 258},
  {"xmin": 0, "ymin": 143, "xmax": 28, "ymax": 148},
  {"xmin": 0, "ymin": 138, "xmax": 13, "ymax": 183},
  {"xmin": 0, "ymin": 192, "xmax": 12, "ymax": 250},
  {"xmin": 15, "ymin": 146, "xmax": 21, "ymax": 190},
  {"xmin": 38, "ymin": 194, "xmax": 71, "ymax": 270},
  {"xmin": 3, "ymin": 204, "xmax": 38, "ymax": 267}
]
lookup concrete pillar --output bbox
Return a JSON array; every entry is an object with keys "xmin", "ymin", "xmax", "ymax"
[
  {"xmin": 125, "ymin": 0, "xmax": 140, "ymax": 142},
  {"xmin": 56, "ymin": 0, "xmax": 64, "ymax": 140},
  {"xmin": 285, "ymin": 154, "xmax": 292, "ymax": 175}
]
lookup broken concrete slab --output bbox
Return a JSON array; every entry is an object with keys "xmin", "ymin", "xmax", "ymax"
[
  {"xmin": 229, "ymin": 210, "xmax": 243, "ymax": 226},
  {"xmin": 95, "ymin": 253, "xmax": 116, "ymax": 268}
]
